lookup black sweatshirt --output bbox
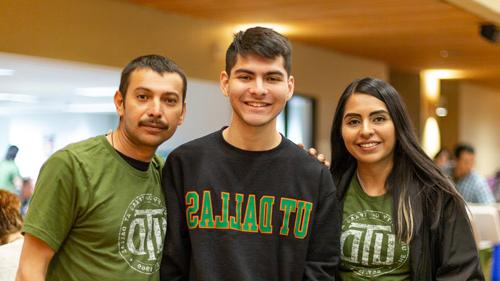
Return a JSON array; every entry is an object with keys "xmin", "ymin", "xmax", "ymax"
[{"xmin": 161, "ymin": 129, "xmax": 340, "ymax": 281}]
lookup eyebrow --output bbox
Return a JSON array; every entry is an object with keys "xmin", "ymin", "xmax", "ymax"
[
  {"xmin": 343, "ymin": 110, "xmax": 389, "ymax": 119},
  {"xmin": 233, "ymin": 68, "xmax": 285, "ymax": 77},
  {"xmin": 134, "ymin": 87, "xmax": 180, "ymax": 96}
]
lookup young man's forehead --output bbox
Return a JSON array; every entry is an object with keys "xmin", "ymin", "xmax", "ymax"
[{"xmin": 231, "ymin": 54, "xmax": 288, "ymax": 74}]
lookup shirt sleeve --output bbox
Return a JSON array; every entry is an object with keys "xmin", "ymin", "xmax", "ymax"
[
  {"xmin": 22, "ymin": 150, "xmax": 84, "ymax": 252},
  {"xmin": 436, "ymin": 198, "xmax": 484, "ymax": 280},
  {"xmin": 161, "ymin": 153, "xmax": 190, "ymax": 281},
  {"xmin": 303, "ymin": 168, "xmax": 340, "ymax": 281}
]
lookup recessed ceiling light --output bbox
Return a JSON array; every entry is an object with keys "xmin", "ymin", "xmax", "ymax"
[
  {"xmin": 0, "ymin": 93, "xmax": 38, "ymax": 103},
  {"xmin": 0, "ymin": 68, "xmax": 15, "ymax": 76},
  {"xmin": 436, "ymin": 107, "xmax": 448, "ymax": 117},
  {"xmin": 75, "ymin": 87, "xmax": 116, "ymax": 97}
]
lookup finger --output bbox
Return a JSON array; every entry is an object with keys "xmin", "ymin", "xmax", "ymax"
[
  {"xmin": 308, "ymin": 148, "xmax": 318, "ymax": 156},
  {"xmin": 297, "ymin": 143, "xmax": 305, "ymax": 150},
  {"xmin": 317, "ymin": 154, "xmax": 325, "ymax": 162}
]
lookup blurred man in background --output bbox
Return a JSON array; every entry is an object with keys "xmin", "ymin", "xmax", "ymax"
[{"xmin": 446, "ymin": 143, "xmax": 494, "ymax": 204}]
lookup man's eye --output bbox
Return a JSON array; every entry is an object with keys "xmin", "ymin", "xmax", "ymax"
[
  {"xmin": 266, "ymin": 76, "xmax": 282, "ymax": 82},
  {"xmin": 165, "ymin": 98, "xmax": 178, "ymax": 105},
  {"xmin": 137, "ymin": 95, "xmax": 148, "ymax": 100},
  {"xmin": 238, "ymin": 75, "xmax": 251, "ymax": 81}
]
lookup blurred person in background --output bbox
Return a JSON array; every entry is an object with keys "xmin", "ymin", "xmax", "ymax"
[
  {"xmin": 445, "ymin": 143, "xmax": 494, "ymax": 204},
  {"xmin": 0, "ymin": 146, "xmax": 21, "ymax": 194},
  {"xmin": 488, "ymin": 170, "xmax": 500, "ymax": 202},
  {"xmin": 19, "ymin": 178, "xmax": 33, "ymax": 217},
  {"xmin": 0, "ymin": 190, "xmax": 24, "ymax": 281},
  {"xmin": 433, "ymin": 147, "xmax": 451, "ymax": 171}
]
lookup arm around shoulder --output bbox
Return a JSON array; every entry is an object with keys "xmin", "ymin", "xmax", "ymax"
[{"xmin": 16, "ymin": 234, "xmax": 55, "ymax": 281}]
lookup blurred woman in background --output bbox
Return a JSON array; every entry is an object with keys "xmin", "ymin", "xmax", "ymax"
[{"xmin": 0, "ymin": 189, "xmax": 23, "ymax": 281}]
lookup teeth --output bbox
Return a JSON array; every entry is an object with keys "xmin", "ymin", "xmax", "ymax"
[
  {"xmin": 246, "ymin": 102, "xmax": 267, "ymax": 107},
  {"xmin": 359, "ymin": 143, "xmax": 378, "ymax": 148}
]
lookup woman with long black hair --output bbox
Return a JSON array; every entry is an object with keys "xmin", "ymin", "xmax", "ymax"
[{"xmin": 330, "ymin": 77, "xmax": 483, "ymax": 280}]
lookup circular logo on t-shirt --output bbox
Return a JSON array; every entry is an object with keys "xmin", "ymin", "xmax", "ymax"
[
  {"xmin": 340, "ymin": 210, "xmax": 409, "ymax": 278},
  {"xmin": 118, "ymin": 194, "xmax": 167, "ymax": 274}
]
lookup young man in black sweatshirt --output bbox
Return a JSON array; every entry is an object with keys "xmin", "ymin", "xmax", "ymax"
[{"xmin": 161, "ymin": 27, "xmax": 340, "ymax": 281}]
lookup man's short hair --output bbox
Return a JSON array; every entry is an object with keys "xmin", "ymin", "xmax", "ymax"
[
  {"xmin": 0, "ymin": 190, "xmax": 22, "ymax": 242},
  {"xmin": 225, "ymin": 26, "xmax": 292, "ymax": 76},
  {"xmin": 454, "ymin": 143, "xmax": 475, "ymax": 159},
  {"xmin": 119, "ymin": 54, "xmax": 187, "ymax": 101}
]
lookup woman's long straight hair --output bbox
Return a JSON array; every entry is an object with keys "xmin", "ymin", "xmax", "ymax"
[{"xmin": 330, "ymin": 77, "xmax": 465, "ymax": 243}]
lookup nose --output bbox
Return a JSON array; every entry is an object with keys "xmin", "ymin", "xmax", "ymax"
[
  {"xmin": 249, "ymin": 78, "xmax": 268, "ymax": 97},
  {"xmin": 360, "ymin": 120, "xmax": 374, "ymax": 138},
  {"xmin": 148, "ymin": 97, "xmax": 162, "ymax": 118}
]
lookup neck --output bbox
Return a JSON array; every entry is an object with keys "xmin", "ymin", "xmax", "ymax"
[
  {"xmin": 107, "ymin": 128, "xmax": 155, "ymax": 162},
  {"xmin": 453, "ymin": 168, "xmax": 468, "ymax": 179},
  {"xmin": 356, "ymin": 161, "xmax": 393, "ymax": 196},
  {"xmin": 223, "ymin": 122, "xmax": 281, "ymax": 151}
]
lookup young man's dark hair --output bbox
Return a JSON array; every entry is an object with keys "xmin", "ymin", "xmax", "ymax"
[
  {"xmin": 225, "ymin": 26, "xmax": 292, "ymax": 76},
  {"xmin": 119, "ymin": 54, "xmax": 188, "ymax": 101},
  {"xmin": 454, "ymin": 143, "xmax": 475, "ymax": 159}
]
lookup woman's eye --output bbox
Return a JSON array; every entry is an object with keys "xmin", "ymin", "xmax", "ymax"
[
  {"xmin": 373, "ymin": 116, "xmax": 387, "ymax": 123},
  {"xmin": 346, "ymin": 119, "xmax": 360, "ymax": 126}
]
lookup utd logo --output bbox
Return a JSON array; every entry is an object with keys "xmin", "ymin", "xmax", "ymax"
[
  {"xmin": 118, "ymin": 194, "xmax": 167, "ymax": 274},
  {"xmin": 340, "ymin": 210, "xmax": 409, "ymax": 278}
]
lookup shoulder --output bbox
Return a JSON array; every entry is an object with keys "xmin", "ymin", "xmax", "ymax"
[
  {"xmin": 43, "ymin": 136, "xmax": 105, "ymax": 170},
  {"xmin": 63, "ymin": 135, "xmax": 105, "ymax": 154},
  {"xmin": 280, "ymin": 138, "xmax": 327, "ymax": 169},
  {"xmin": 469, "ymin": 171, "xmax": 488, "ymax": 183},
  {"xmin": 170, "ymin": 131, "xmax": 219, "ymax": 156}
]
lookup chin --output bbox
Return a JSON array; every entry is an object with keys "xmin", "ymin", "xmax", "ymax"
[
  {"xmin": 139, "ymin": 135, "xmax": 168, "ymax": 148},
  {"xmin": 243, "ymin": 117, "xmax": 274, "ymax": 127}
]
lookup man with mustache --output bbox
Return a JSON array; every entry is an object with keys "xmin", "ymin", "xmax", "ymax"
[{"xmin": 16, "ymin": 55, "xmax": 186, "ymax": 281}]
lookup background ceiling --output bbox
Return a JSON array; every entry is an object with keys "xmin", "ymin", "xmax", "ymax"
[
  {"xmin": 126, "ymin": 0, "xmax": 500, "ymax": 89},
  {"xmin": 0, "ymin": 52, "xmax": 119, "ymax": 115}
]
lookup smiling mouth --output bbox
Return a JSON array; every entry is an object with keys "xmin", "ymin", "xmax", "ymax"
[
  {"xmin": 358, "ymin": 142, "xmax": 379, "ymax": 148},
  {"xmin": 245, "ymin": 101, "xmax": 269, "ymax": 108}
]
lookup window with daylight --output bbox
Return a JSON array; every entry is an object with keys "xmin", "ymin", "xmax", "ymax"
[{"xmin": 277, "ymin": 95, "xmax": 316, "ymax": 148}]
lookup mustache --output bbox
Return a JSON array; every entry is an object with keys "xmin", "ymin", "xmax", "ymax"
[{"xmin": 138, "ymin": 118, "xmax": 169, "ymax": 129}]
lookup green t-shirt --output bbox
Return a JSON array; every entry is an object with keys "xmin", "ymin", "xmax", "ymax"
[
  {"xmin": 23, "ymin": 135, "xmax": 166, "ymax": 281},
  {"xmin": 0, "ymin": 159, "xmax": 20, "ymax": 193},
  {"xmin": 339, "ymin": 175, "xmax": 410, "ymax": 281}
]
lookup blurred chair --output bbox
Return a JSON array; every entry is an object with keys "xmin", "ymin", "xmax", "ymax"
[{"xmin": 467, "ymin": 204, "xmax": 500, "ymax": 245}]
